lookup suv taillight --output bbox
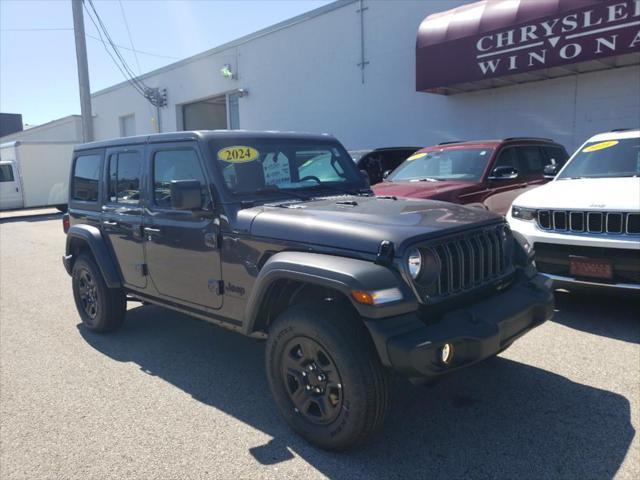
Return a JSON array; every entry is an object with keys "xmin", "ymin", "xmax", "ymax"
[{"xmin": 62, "ymin": 213, "xmax": 70, "ymax": 233}]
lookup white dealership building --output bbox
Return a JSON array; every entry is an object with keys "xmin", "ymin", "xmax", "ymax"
[{"xmin": 90, "ymin": 0, "xmax": 640, "ymax": 152}]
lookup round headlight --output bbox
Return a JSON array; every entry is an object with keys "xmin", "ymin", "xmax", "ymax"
[{"xmin": 407, "ymin": 248, "xmax": 422, "ymax": 279}]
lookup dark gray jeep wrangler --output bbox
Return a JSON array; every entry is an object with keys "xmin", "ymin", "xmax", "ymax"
[{"xmin": 63, "ymin": 131, "xmax": 553, "ymax": 450}]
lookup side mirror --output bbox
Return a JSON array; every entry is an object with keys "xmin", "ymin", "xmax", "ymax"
[
  {"xmin": 543, "ymin": 163, "xmax": 559, "ymax": 178},
  {"xmin": 170, "ymin": 180, "xmax": 202, "ymax": 210},
  {"xmin": 489, "ymin": 166, "xmax": 518, "ymax": 180},
  {"xmin": 382, "ymin": 170, "xmax": 392, "ymax": 180}
]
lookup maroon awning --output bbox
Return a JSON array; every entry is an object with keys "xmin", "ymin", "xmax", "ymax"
[{"xmin": 416, "ymin": 0, "xmax": 640, "ymax": 94}]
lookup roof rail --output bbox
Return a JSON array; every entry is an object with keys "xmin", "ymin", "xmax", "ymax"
[
  {"xmin": 503, "ymin": 137, "xmax": 553, "ymax": 142},
  {"xmin": 438, "ymin": 140, "xmax": 465, "ymax": 145},
  {"xmin": 610, "ymin": 128, "xmax": 634, "ymax": 132}
]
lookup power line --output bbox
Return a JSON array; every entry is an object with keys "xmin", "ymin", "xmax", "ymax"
[
  {"xmin": 82, "ymin": 1, "xmax": 147, "ymax": 98},
  {"xmin": 0, "ymin": 27, "xmax": 176, "ymax": 60},
  {"xmin": 1, "ymin": 27, "xmax": 73, "ymax": 31},
  {"xmin": 86, "ymin": 34, "xmax": 177, "ymax": 60},
  {"xmin": 83, "ymin": 0, "xmax": 167, "ymax": 110},
  {"xmin": 85, "ymin": 0, "xmax": 147, "ymax": 94},
  {"xmin": 117, "ymin": 0, "xmax": 141, "ymax": 74}
]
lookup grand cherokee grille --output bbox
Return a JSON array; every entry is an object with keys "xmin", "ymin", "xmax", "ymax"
[
  {"xmin": 537, "ymin": 210, "xmax": 640, "ymax": 235},
  {"xmin": 413, "ymin": 224, "xmax": 513, "ymax": 301}
]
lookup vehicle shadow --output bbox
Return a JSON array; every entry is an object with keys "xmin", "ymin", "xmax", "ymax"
[
  {"xmin": 553, "ymin": 290, "xmax": 640, "ymax": 344},
  {"xmin": 0, "ymin": 212, "xmax": 61, "ymax": 224},
  {"xmin": 79, "ymin": 305, "xmax": 634, "ymax": 479}
]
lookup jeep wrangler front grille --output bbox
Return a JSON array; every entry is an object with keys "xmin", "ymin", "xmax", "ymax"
[{"xmin": 414, "ymin": 224, "xmax": 513, "ymax": 301}]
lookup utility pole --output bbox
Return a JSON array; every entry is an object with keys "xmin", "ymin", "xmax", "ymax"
[{"xmin": 72, "ymin": 0, "xmax": 93, "ymax": 142}]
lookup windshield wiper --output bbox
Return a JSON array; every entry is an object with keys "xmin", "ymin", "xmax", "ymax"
[
  {"xmin": 409, "ymin": 177, "xmax": 441, "ymax": 182},
  {"xmin": 303, "ymin": 179, "xmax": 371, "ymax": 197},
  {"xmin": 560, "ymin": 174, "xmax": 638, "ymax": 180},
  {"xmin": 253, "ymin": 186, "xmax": 312, "ymax": 201}
]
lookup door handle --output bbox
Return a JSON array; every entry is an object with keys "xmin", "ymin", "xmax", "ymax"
[
  {"xmin": 144, "ymin": 227, "xmax": 161, "ymax": 233},
  {"xmin": 103, "ymin": 220, "xmax": 118, "ymax": 226}
]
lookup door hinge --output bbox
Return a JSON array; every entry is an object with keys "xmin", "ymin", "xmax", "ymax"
[
  {"xmin": 208, "ymin": 279, "xmax": 224, "ymax": 295},
  {"xmin": 204, "ymin": 232, "xmax": 222, "ymax": 249},
  {"xmin": 136, "ymin": 263, "xmax": 148, "ymax": 276}
]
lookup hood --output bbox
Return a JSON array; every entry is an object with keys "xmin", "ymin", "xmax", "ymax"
[
  {"xmin": 371, "ymin": 180, "xmax": 473, "ymax": 199},
  {"xmin": 237, "ymin": 195, "xmax": 501, "ymax": 255},
  {"xmin": 512, "ymin": 177, "xmax": 640, "ymax": 211}
]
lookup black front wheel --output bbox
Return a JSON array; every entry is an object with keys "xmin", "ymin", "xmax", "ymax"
[
  {"xmin": 266, "ymin": 302, "xmax": 388, "ymax": 451},
  {"xmin": 72, "ymin": 254, "xmax": 126, "ymax": 333}
]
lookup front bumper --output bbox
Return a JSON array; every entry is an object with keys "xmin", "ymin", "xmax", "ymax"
[
  {"xmin": 364, "ymin": 272, "xmax": 553, "ymax": 382},
  {"xmin": 508, "ymin": 217, "xmax": 640, "ymax": 291}
]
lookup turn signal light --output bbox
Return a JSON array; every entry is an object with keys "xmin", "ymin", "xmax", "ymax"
[
  {"xmin": 351, "ymin": 288, "xmax": 402, "ymax": 306},
  {"xmin": 351, "ymin": 290, "xmax": 374, "ymax": 305}
]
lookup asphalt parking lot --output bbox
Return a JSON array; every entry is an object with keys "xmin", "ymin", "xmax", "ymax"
[{"xmin": 1, "ymin": 212, "xmax": 638, "ymax": 480}]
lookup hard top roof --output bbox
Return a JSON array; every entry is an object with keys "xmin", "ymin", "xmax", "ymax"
[
  {"xmin": 74, "ymin": 130, "xmax": 337, "ymax": 151},
  {"xmin": 421, "ymin": 137, "xmax": 563, "ymax": 150}
]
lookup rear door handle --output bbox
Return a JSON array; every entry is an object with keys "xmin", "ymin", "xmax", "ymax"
[
  {"xmin": 144, "ymin": 227, "xmax": 161, "ymax": 233},
  {"xmin": 103, "ymin": 220, "xmax": 118, "ymax": 226}
]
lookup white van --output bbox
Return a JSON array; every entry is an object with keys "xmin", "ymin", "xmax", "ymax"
[{"xmin": 0, "ymin": 141, "xmax": 75, "ymax": 211}]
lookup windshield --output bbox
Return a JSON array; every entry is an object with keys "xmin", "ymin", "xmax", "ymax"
[
  {"xmin": 210, "ymin": 139, "xmax": 365, "ymax": 196},
  {"xmin": 387, "ymin": 148, "xmax": 493, "ymax": 182},
  {"xmin": 558, "ymin": 137, "xmax": 640, "ymax": 179}
]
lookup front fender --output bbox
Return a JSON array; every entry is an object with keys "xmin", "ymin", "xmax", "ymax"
[
  {"xmin": 64, "ymin": 225, "xmax": 122, "ymax": 288},
  {"xmin": 243, "ymin": 252, "xmax": 418, "ymax": 334}
]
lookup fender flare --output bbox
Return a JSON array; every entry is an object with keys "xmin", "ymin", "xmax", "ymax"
[
  {"xmin": 65, "ymin": 224, "xmax": 122, "ymax": 288},
  {"xmin": 243, "ymin": 251, "xmax": 417, "ymax": 334}
]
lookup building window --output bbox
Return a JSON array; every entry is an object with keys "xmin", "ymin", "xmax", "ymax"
[{"xmin": 119, "ymin": 114, "xmax": 135, "ymax": 137}]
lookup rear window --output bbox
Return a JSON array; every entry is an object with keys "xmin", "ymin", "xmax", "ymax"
[{"xmin": 72, "ymin": 154, "xmax": 101, "ymax": 202}]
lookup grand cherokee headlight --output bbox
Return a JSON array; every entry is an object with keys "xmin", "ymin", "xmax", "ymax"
[
  {"xmin": 407, "ymin": 248, "xmax": 422, "ymax": 279},
  {"xmin": 512, "ymin": 205, "xmax": 536, "ymax": 221}
]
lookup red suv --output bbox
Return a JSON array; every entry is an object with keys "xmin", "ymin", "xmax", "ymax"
[{"xmin": 372, "ymin": 138, "xmax": 569, "ymax": 215}]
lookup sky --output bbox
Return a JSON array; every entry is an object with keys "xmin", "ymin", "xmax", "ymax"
[{"xmin": 0, "ymin": 0, "xmax": 332, "ymax": 126}]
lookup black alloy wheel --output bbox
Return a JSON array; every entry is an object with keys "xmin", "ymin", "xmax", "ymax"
[
  {"xmin": 77, "ymin": 267, "xmax": 99, "ymax": 324},
  {"xmin": 281, "ymin": 336, "xmax": 343, "ymax": 425}
]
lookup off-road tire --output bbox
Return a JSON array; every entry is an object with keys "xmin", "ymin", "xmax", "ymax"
[
  {"xmin": 72, "ymin": 254, "xmax": 126, "ymax": 333},
  {"xmin": 265, "ymin": 301, "xmax": 388, "ymax": 451}
]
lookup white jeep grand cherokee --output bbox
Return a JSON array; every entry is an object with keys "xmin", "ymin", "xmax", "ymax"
[{"xmin": 507, "ymin": 129, "xmax": 639, "ymax": 293}]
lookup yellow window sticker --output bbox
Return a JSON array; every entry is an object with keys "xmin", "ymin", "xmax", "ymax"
[
  {"xmin": 218, "ymin": 146, "xmax": 259, "ymax": 163},
  {"xmin": 582, "ymin": 140, "xmax": 618, "ymax": 153},
  {"xmin": 406, "ymin": 152, "xmax": 427, "ymax": 161}
]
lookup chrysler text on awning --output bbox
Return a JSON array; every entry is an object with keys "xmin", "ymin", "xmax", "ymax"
[{"xmin": 416, "ymin": 0, "xmax": 640, "ymax": 94}]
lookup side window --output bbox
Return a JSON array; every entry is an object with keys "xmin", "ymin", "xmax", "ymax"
[
  {"xmin": 515, "ymin": 146, "xmax": 545, "ymax": 176},
  {"xmin": 108, "ymin": 152, "xmax": 141, "ymax": 204},
  {"xmin": 153, "ymin": 149, "xmax": 210, "ymax": 209},
  {"xmin": 493, "ymin": 148, "xmax": 516, "ymax": 169},
  {"xmin": 0, "ymin": 164, "xmax": 15, "ymax": 182},
  {"xmin": 72, "ymin": 154, "xmax": 101, "ymax": 202},
  {"xmin": 542, "ymin": 146, "xmax": 569, "ymax": 166}
]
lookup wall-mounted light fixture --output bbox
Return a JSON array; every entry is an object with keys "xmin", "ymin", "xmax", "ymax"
[{"xmin": 221, "ymin": 64, "xmax": 235, "ymax": 79}]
